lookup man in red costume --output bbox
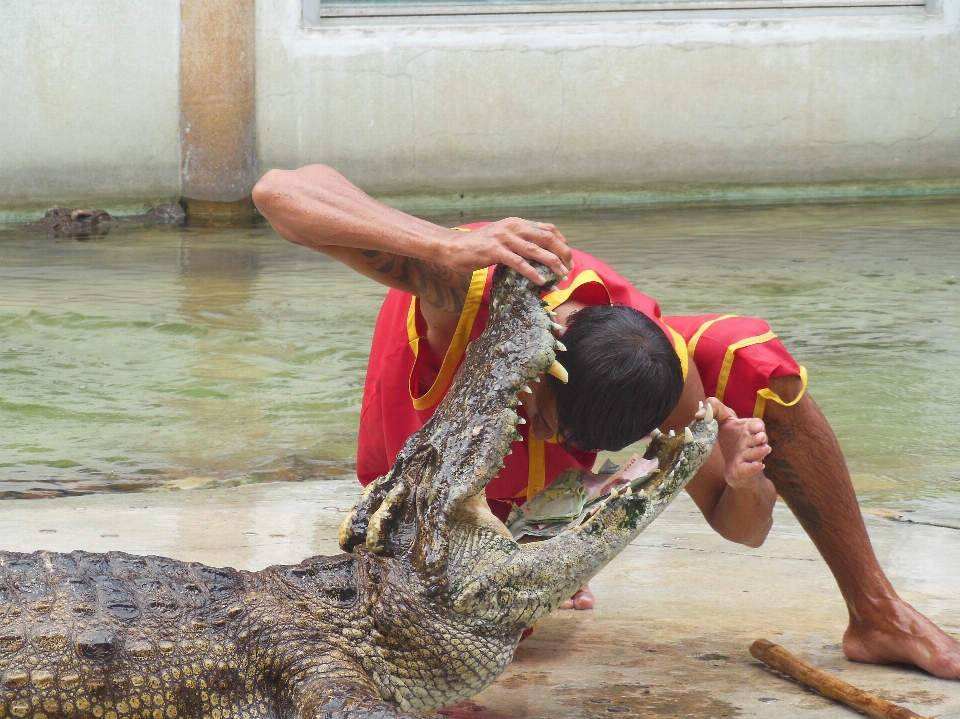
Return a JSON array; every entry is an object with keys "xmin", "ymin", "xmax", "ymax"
[{"xmin": 253, "ymin": 164, "xmax": 960, "ymax": 680}]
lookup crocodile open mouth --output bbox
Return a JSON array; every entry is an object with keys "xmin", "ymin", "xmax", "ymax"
[
  {"xmin": 506, "ymin": 405, "xmax": 716, "ymax": 543},
  {"xmin": 332, "ymin": 260, "xmax": 716, "ymax": 713}
]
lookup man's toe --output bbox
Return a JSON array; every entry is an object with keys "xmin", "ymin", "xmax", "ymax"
[{"xmin": 574, "ymin": 588, "xmax": 595, "ymax": 610}]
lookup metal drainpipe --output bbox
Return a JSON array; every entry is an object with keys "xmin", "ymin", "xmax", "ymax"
[{"xmin": 179, "ymin": 0, "xmax": 258, "ymax": 227}]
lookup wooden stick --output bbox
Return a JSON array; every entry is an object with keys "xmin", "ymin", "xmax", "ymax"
[{"xmin": 750, "ymin": 639, "xmax": 930, "ymax": 719}]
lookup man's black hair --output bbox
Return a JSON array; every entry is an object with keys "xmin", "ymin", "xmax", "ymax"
[{"xmin": 548, "ymin": 304, "xmax": 685, "ymax": 452}]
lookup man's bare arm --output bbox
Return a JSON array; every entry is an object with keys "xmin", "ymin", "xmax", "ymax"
[
  {"xmin": 252, "ymin": 165, "xmax": 573, "ymax": 317},
  {"xmin": 346, "ymin": 247, "xmax": 475, "ymax": 314},
  {"xmin": 663, "ymin": 364, "xmax": 777, "ymax": 548}
]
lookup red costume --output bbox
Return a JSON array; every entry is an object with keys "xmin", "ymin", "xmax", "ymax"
[{"xmin": 357, "ymin": 223, "xmax": 806, "ymax": 518}]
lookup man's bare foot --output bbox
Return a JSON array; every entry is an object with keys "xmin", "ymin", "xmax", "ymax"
[
  {"xmin": 699, "ymin": 398, "xmax": 771, "ymax": 487},
  {"xmin": 842, "ymin": 597, "xmax": 960, "ymax": 679},
  {"xmin": 559, "ymin": 584, "xmax": 595, "ymax": 610}
]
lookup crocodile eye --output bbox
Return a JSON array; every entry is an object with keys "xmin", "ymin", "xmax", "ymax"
[
  {"xmin": 105, "ymin": 601, "xmax": 140, "ymax": 620},
  {"xmin": 285, "ymin": 557, "xmax": 359, "ymax": 608},
  {"xmin": 194, "ymin": 566, "xmax": 237, "ymax": 585},
  {"xmin": 91, "ymin": 576, "xmax": 141, "ymax": 620},
  {"xmin": 206, "ymin": 584, "xmax": 234, "ymax": 599},
  {"xmin": 322, "ymin": 586, "xmax": 357, "ymax": 605}
]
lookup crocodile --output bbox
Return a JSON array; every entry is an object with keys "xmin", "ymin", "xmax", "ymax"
[
  {"xmin": 25, "ymin": 204, "xmax": 185, "ymax": 239},
  {"xmin": 0, "ymin": 263, "xmax": 717, "ymax": 719}
]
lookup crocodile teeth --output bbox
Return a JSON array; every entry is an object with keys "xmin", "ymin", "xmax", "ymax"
[
  {"xmin": 548, "ymin": 310, "xmax": 558, "ymax": 317},
  {"xmin": 650, "ymin": 428, "xmax": 661, "ymax": 438},
  {"xmin": 551, "ymin": 322, "xmax": 563, "ymax": 331},
  {"xmin": 547, "ymin": 361, "xmax": 568, "ymax": 384},
  {"xmin": 522, "ymin": 384, "xmax": 533, "ymax": 394},
  {"xmin": 698, "ymin": 400, "xmax": 704, "ymax": 411},
  {"xmin": 555, "ymin": 340, "xmax": 567, "ymax": 352},
  {"xmin": 532, "ymin": 375, "xmax": 540, "ymax": 383},
  {"xmin": 517, "ymin": 417, "xmax": 526, "ymax": 425},
  {"xmin": 624, "ymin": 484, "xmax": 633, "ymax": 496},
  {"xmin": 704, "ymin": 403, "xmax": 714, "ymax": 422},
  {"xmin": 609, "ymin": 486, "xmax": 620, "ymax": 499},
  {"xmin": 684, "ymin": 427, "xmax": 694, "ymax": 444},
  {"xmin": 668, "ymin": 429, "xmax": 675, "ymax": 437},
  {"xmin": 561, "ymin": 275, "xmax": 569, "ymax": 282}
]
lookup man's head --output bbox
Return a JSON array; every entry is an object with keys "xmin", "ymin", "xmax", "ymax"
[{"xmin": 547, "ymin": 305, "xmax": 685, "ymax": 452}]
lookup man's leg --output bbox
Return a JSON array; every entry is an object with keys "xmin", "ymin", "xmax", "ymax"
[{"xmin": 763, "ymin": 376, "xmax": 960, "ymax": 680}]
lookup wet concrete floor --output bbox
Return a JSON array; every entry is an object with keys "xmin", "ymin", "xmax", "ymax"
[{"xmin": 3, "ymin": 480, "xmax": 959, "ymax": 718}]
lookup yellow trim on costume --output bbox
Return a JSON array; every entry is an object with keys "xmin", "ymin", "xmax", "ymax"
[
  {"xmin": 715, "ymin": 331, "xmax": 777, "ymax": 403},
  {"xmin": 541, "ymin": 270, "xmax": 610, "ymax": 311},
  {"xmin": 665, "ymin": 326, "xmax": 689, "ymax": 381},
  {"xmin": 408, "ymin": 267, "xmax": 490, "ymax": 411},
  {"xmin": 406, "ymin": 299, "xmax": 420, "ymax": 357},
  {"xmin": 752, "ymin": 366, "xmax": 809, "ymax": 418},
  {"xmin": 687, "ymin": 314, "xmax": 738, "ymax": 359},
  {"xmin": 510, "ymin": 432, "xmax": 560, "ymax": 501},
  {"xmin": 543, "ymin": 270, "xmax": 687, "ymax": 380},
  {"xmin": 453, "ymin": 227, "xmax": 472, "ymax": 232},
  {"xmin": 525, "ymin": 436, "xmax": 546, "ymax": 500}
]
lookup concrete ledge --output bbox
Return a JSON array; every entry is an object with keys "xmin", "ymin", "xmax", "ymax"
[
  {"xmin": 3, "ymin": 480, "xmax": 958, "ymax": 717},
  {"xmin": 375, "ymin": 179, "xmax": 960, "ymax": 214},
  {"xmin": 0, "ymin": 199, "xmax": 181, "ymax": 226},
  {"xmin": 2, "ymin": 180, "xmax": 959, "ymax": 224}
]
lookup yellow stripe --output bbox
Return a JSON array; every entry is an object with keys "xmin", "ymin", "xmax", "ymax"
[
  {"xmin": 715, "ymin": 331, "xmax": 777, "ymax": 403},
  {"xmin": 406, "ymin": 297, "xmax": 420, "ymax": 357},
  {"xmin": 526, "ymin": 436, "xmax": 546, "ymax": 500},
  {"xmin": 687, "ymin": 314, "xmax": 738, "ymax": 360},
  {"xmin": 752, "ymin": 366, "xmax": 809, "ymax": 418},
  {"xmin": 541, "ymin": 270, "xmax": 610, "ymax": 311},
  {"xmin": 409, "ymin": 268, "xmax": 490, "ymax": 411},
  {"xmin": 666, "ymin": 326, "xmax": 689, "ymax": 381}
]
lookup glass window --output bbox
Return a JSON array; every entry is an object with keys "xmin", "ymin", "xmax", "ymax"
[{"xmin": 305, "ymin": 0, "xmax": 924, "ymax": 21}]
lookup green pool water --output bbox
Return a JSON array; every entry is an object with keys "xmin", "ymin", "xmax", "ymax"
[{"xmin": 2, "ymin": 199, "xmax": 959, "ymax": 513}]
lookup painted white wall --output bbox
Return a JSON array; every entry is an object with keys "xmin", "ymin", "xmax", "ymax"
[
  {"xmin": 0, "ymin": 1, "xmax": 181, "ymax": 212},
  {"xmin": 256, "ymin": 0, "xmax": 960, "ymax": 195},
  {"xmin": 2, "ymin": 0, "xmax": 958, "ymax": 212}
]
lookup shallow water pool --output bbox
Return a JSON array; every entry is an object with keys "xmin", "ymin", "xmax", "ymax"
[{"xmin": 1, "ymin": 199, "xmax": 959, "ymax": 514}]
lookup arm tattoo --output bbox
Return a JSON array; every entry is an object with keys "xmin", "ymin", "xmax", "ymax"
[{"xmin": 359, "ymin": 250, "xmax": 474, "ymax": 313}]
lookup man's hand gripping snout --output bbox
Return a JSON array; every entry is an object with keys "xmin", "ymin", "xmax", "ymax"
[
  {"xmin": 699, "ymin": 398, "xmax": 772, "ymax": 490},
  {"xmin": 444, "ymin": 218, "xmax": 574, "ymax": 288}
]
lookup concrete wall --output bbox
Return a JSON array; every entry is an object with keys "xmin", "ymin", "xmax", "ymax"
[
  {"xmin": 2, "ymin": 0, "xmax": 959, "ymax": 215},
  {"xmin": 256, "ymin": 0, "xmax": 960, "ymax": 197},
  {"xmin": 0, "ymin": 1, "xmax": 181, "ymax": 214}
]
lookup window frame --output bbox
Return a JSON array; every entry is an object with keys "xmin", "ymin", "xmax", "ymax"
[{"xmin": 304, "ymin": 0, "xmax": 925, "ymax": 20}]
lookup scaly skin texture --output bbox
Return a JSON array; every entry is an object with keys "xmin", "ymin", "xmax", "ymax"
[{"xmin": 1, "ymin": 264, "xmax": 717, "ymax": 719}]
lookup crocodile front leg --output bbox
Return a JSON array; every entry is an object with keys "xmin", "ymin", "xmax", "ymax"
[{"xmin": 289, "ymin": 677, "xmax": 441, "ymax": 719}]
